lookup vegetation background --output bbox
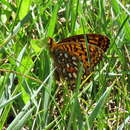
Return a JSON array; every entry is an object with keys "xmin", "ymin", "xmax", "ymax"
[{"xmin": 0, "ymin": 0, "xmax": 130, "ymax": 129}]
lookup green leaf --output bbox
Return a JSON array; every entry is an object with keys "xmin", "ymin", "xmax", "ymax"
[
  {"xmin": 18, "ymin": 0, "xmax": 32, "ymax": 20},
  {"xmin": 47, "ymin": 1, "xmax": 61, "ymax": 37}
]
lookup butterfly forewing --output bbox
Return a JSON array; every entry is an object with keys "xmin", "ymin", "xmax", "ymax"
[{"xmin": 59, "ymin": 34, "xmax": 109, "ymax": 52}]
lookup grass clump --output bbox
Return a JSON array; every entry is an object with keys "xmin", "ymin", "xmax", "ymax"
[{"xmin": 0, "ymin": 0, "xmax": 130, "ymax": 129}]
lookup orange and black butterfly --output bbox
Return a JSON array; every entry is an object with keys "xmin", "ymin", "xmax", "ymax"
[{"xmin": 48, "ymin": 34, "xmax": 110, "ymax": 85}]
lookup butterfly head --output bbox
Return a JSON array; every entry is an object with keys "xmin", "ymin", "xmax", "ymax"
[{"xmin": 48, "ymin": 37, "xmax": 57, "ymax": 52}]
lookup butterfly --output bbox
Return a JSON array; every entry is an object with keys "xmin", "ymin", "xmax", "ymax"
[{"xmin": 48, "ymin": 34, "xmax": 110, "ymax": 85}]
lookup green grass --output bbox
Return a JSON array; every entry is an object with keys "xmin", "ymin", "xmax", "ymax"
[{"xmin": 0, "ymin": 0, "xmax": 130, "ymax": 129}]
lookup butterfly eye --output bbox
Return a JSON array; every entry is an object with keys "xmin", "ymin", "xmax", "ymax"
[{"xmin": 48, "ymin": 37, "xmax": 53, "ymax": 44}]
